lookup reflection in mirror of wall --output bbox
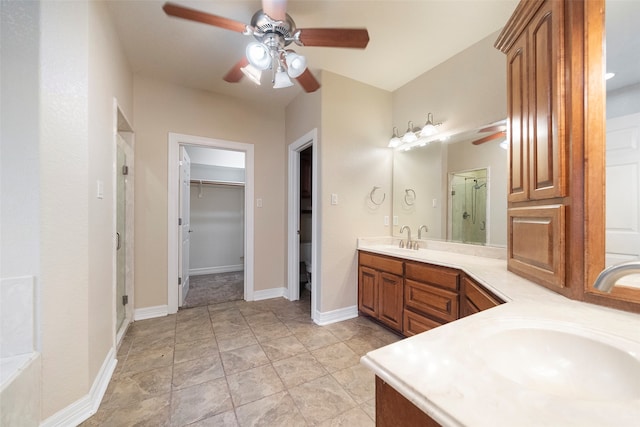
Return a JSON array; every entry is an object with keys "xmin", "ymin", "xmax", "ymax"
[
  {"xmin": 605, "ymin": 0, "xmax": 640, "ymax": 289},
  {"xmin": 392, "ymin": 121, "xmax": 508, "ymax": 247}
]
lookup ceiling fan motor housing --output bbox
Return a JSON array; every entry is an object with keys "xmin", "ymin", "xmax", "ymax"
[{"xmin": 251, "ymin": 10, "xmax": 296, "ymax": 47}]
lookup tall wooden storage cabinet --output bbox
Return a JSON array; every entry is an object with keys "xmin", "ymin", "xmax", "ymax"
[{"xmin": 496, "ymin": 0, "xmax": 571, "ymax": 292}]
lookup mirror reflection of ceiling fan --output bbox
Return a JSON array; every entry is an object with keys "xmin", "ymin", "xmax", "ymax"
[
  {"xmin": 162, "ymin": 0, "xmax": 370, "ymax": 93},
  {"xmin": 471, "ymin": 123, "xmax": 507, "ymax": 146}
]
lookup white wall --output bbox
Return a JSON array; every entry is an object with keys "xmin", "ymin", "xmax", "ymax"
[
  {"xmin": 1, "ymin": 0, "xmax": 41, "ymax": 360},
  {"xmin": 189, "ymin": 184, "xmax": 244, "ymax": 274}
]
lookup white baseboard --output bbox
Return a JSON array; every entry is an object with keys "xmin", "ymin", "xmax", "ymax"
[
  {"xmin": 134, "ymin": 305, "xmax": 169, "ymax": 321},
  {"xmin": 40, "ymin": 347, "xmax": 116, "ymax": 427},
  {"xmin": 314, "ymin": 305, "xmax": 358, "ymax": 326},
  {"xmin": 189, "ymin": 265, "xmax": 244, "ymax": 276},
  {"xmin": 252, "ymin": 287, "xmax": 286, "ymax": 301}
]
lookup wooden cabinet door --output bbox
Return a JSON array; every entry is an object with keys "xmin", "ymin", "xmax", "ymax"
[
  {"xmin": 507, "ymin": 29, "xmax": 529, "ymax": 202},
  {"xmin": 528, "ymin": 0, "xmax": 566, "ymax": 200},
  {"xmin": 461, "ymin": 276, "xmax": 504, "ymax": 318},
  {"xmin": 358, "ymin": 265, "xmax": 378, "ymax": 318},
  {"xmin": 378, "ymin": 272, "xmax": 403, "ymax": 331}
]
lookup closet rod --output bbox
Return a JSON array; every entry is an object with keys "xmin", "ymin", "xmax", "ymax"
[{"xmin": 190, "ymin": 179, "xmax": 244, "ymax": 187}]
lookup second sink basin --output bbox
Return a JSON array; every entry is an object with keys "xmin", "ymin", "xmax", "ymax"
[{"xmin": 474, "ymin": 325, "xmax": 640, "ymax": 400}]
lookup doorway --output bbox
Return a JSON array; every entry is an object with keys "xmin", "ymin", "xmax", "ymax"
[
  {"xmin": 448, "ymin": 168, "xmax": 489, "ymax": 245},
  {"xmin": 114, "ymin": 104, "xmax": 134, "ymax": 345},
  {"xmin": 287, "ymin": 129, "xmax": 319, "ymax": 321},
  {"xmin": 168, "ymin": 133, "xmax": 254, "ymax": 314},
  {"xmin": 181, "ymin": 146, "xmax": 246, "ymax": 308}
]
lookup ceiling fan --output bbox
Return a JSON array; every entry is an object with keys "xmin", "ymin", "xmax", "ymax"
[
  {"xmin": 162, "ymin": 0, "xmax": 370, "ymax": 93},
  {"xmin": 471, "ymin": 123, "xmax": 507, "ymax": 146}
]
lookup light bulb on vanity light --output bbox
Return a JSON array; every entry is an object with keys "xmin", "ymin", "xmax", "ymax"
[{"xmin": 402, "ymin": 121, "xmax": 420, "ymax": 143}]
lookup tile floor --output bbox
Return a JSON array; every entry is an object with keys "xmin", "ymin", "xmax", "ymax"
[
  {"xmin": 183, "ymin": 272, "xmax": 244, "ymax": 308},
  {"xmin": 81, "ymin": 294, "xmax": 401, "ymax": 426}
]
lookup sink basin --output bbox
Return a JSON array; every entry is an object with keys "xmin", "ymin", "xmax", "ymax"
[{"xmin": 474, "ymin": 326, "xmax": 640, "ymax": 400}]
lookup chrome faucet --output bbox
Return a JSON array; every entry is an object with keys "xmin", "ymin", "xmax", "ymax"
[
  {"xmin": 593, "ymin": 261, "xmax": 640, "ymax": 293},
  {"xmin": 418, "ymin": 225, "xmax": 428, "ymax": 240},
  {"xmin": 399, "ymin": 225, "xmax": 412, "ymax": 249}
]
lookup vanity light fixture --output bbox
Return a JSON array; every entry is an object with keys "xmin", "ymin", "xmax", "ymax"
[
  {"xmin": 401, "ymin": 121, "xmax": 421, "ymax": 143},
  {"xmin": 605, "ymin": 72, "xmax": 616, "ymax": 80},
  {"xmin": 420, "ymin": 113, "xmax": 441, "ymax": 137},
  {"xmin": 388, "ymin": 127, "xmax": 402, "ymax": 148}
]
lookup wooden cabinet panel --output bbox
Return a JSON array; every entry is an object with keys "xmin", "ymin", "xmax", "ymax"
[
  {"xmin": 403, "ymin": 309, "xmax": 443, "ymax": 337},
  {"xmin": 529, "ymin": 0, "xmax": 566, "ymax": 200},
  {"xmin": 358, "ymin": 265, "xmax": 378, "ymax": 318},
  {"xmin": 508, "ymin": 204, "xmax": 566, "ymax": 288},
  {"xmin": 461, "ymin": 276, "xmax": 504, "ymax": 318},
  {"xmin": 376, "ymin": 377, "xmax": 442, "ymax": 427},
  {"xmin": 405, "ymin": 279, "xmax": 459, "ymax": 323},
  {"xmin": 507, "ymin": 31, "xmax": 529, "ymax": 202},
  {"xmin": 405, "ymin": 262, "xmax": 459, "ymax": 291},
  {"xmin": 379, "ymin": 272, "xmax": 403, "ymax": 331}
]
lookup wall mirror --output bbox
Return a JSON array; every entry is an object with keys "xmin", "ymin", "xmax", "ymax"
[
  {"xmin": 603, "ymin": 0, "xmax": 640, "ymax": 290},
  {"xmin": 392, "ymin": 121, "xmax": 507, "ymax": 247}
]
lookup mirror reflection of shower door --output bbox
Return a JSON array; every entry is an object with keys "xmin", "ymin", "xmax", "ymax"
[
  {"xmin": 116, "ymin": 143, "xmax": 127, "ymax": 331},
  {"xmin": 449, "ymin": 168, "xmax": 488, "ymax": 245}
]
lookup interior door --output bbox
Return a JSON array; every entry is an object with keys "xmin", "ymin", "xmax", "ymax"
[
  {"xmin": 179, "ymin": 146, "xmax": 191, "ymax": 306},
  {"xmin": 606, "ymin": 112, "xmax": 640, "ymax": 266}
]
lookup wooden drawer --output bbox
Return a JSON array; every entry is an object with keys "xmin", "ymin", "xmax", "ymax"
[
  {"xmin": 405, "ymin": 262, "xmax": 459, "ymax": 291},
  {"xmin": 463, "ymin": 276, "xmax": 503, "ymax": 313},
  {"xmin": 403, "ymin": 309, "xmax": 443, "ymax": 337},
  {"xmin": 405, "ymin": 279, "xmax": 458, "ymax": 323},
  {"xmin": 359, "ymin": 252, "xmax": 404, "ymax": 276}
]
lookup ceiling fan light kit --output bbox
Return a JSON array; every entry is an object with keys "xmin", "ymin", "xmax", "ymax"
[
  {"xmin": 273, "ymin": 65, "xmax": 294, "ymax": 88},
  {"xmin": 162, "ymin": 1, "xmax": 369, "ymax": 93},
  {"xmin": 240, "ymin": 63, "xmax": 263, "ymax": 85}
]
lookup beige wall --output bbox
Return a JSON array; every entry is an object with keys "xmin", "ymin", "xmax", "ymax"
[
  {"xmin": 34, "ymin": 0, "xmax": 134, "ymax": 419},
  {"xmin": 133, "ymin": 77, "xmax": 286, "ymax": 309},
  {"xmin": 393, "ymin": 30, "xmax": 506, "ymax": 140},
  {"xmin": 87, "ymin": 0, "xmax": 134, "ymax": 383},
  {"xmin": 319, "ymin": 71, "xmax": 393, "ymax": 312}
]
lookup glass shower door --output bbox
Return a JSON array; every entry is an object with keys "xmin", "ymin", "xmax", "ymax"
[{"xmin": 116, "ymin": 144, "xmax": 127, "ymax": 331}]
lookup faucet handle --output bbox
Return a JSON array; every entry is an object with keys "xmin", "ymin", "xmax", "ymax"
[{"xmin": 399, "ymin": 240, "xmax": 405, "ymax": 249}]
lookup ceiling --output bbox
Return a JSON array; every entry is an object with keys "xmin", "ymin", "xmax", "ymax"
[{"xmin": 106, "ymin": 0, "xmax": 519, "ymax": 108}]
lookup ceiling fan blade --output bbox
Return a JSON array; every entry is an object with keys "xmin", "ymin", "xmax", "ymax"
[
  {"xmin": 478, "ymin": 124, "xmax": 507, "ymax": 134},
  {"xmin": 223, "ymin": 57, "xmax": 249, "ymax": 83},
  {"xmin": 471, "ymin": 131, "xmax": 507, "ymax": 145},
  {"xmin": 297, "ymin": 28, "xmax": 370, "ymax": 49},
  {"xmin": 163, "ymin": 2, "xmax": 248, "ymax": 33},
  {"xmin": 296, "ymin": 69, "xmax": 321, "ymax": 93},
  {"xmin": 262, "ymin": 0, "xmax": 287, "ymax": 21}
]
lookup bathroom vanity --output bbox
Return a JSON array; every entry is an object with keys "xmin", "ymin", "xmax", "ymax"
[{"xmin": 358, "ymin": 238, "xmax": 640, "ymax": 426}]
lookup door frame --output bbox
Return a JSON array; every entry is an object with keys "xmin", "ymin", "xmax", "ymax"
[
  {"xmin": 168, "ymin": 133, "xmax": 255, "ymax": 314},
  {"xmin": 112, "ymin": 99, "xmax": 134, "ymax": 346},
  {"xmin": 287, "ymin": 128, "xmax": 319, "ymax": 321}
]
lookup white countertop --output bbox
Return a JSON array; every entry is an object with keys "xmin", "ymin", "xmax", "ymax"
[{"xmin": 358, "ymin": 237, "xmax": 640, "ymax": 427}]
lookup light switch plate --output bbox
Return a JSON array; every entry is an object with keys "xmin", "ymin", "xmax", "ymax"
[
  {"xmin": 256, "ymin": 198, "xmax": 263, "ymax": 208},
  {"xmin": 96, "ymin": 180, "xmax": 104, "ymax": 199},
  {"xmin": 331, "ymin": 193, "xmax": 338, "ymax": 205}
]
